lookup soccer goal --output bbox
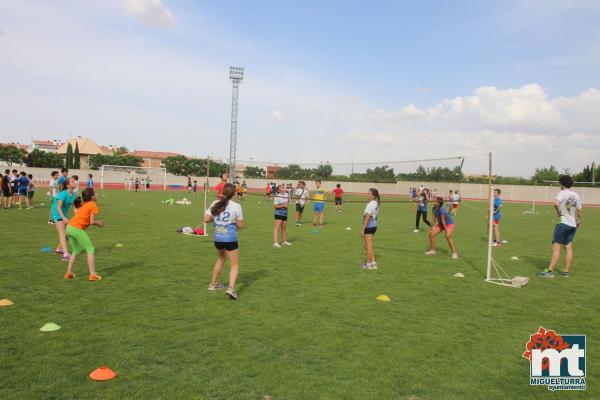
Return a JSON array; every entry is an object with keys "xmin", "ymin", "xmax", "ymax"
[
  {"xmin": 99, "ymin": 165, "xmax": 168, "ymax": 190},
  {"xmin": 522, "ymin": 180, "xmax": 539, "ymax": 215}
]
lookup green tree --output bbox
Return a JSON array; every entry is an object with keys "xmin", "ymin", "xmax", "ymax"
[
  {"xmin": 73, "ymin": 142, "xmax": 81, "ymax": 169},
  {"xmin": 243, "ymin": 166, "xmax": 266, "ymax": 178},
  {"xmin": 113, "ymin": 146, "xmax": 129, "ymax": 156},
  {"xmin": 88, "ymin": 154, "xmax": 143, "ymax": 170},
  {"xmin": 65, "ymin": 143, "xmax": 74, "ymax": 169},
  {"xmin": 163, "ymin": 156, "xmax": 227, "ymax": 177},
  {"xmin": 24, "ymin": 149, "xmax": 65, "ymax": 168},
  {"xmin": 0, "ymin": 144, "xmax": 26, "ymax": 166},
  {"xmin": 315, "ymin": 163, "xmax": 333, "ymax": 179},
  {"xmin": 531, "ymin": 166, "xmax": 559, "ymax": 183}
]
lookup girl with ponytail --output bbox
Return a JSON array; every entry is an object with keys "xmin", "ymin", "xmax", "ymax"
[
  {"xmin": 360, "ymin": 188, "xmax": 380, "ymax": 270},
  {"xmin": 204, "ymin": 183, "xmax": 245, "ymax": 300}
]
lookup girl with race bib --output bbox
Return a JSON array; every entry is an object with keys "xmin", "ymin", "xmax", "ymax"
[{"xmin": 204, "ymin": 183, "xmax": 244, "ymax": 300}]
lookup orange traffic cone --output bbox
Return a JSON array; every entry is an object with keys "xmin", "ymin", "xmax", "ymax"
[{"xmin": 89, "ymin": 366, "xmax": 117, "ymax": 381}]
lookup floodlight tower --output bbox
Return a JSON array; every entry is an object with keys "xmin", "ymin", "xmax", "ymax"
[{"xmin": 228, "ymin": 66, "xmax": 244, "ymax": 181}]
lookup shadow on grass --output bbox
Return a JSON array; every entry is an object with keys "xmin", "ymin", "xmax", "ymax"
[
  {"xmin": 238, "ymin": 269, "xmax": 268, "ymax": 293},
  {"xmin": 459, "ymin": 254, "xmax": 487, "ymax": 279},
  {"xmin": 520, "ymin": 255, "xmax": 548, "ymax": 271},
  {"xmin": 101, "ymin": 262, "xmax": 147, "ymax": 276}
]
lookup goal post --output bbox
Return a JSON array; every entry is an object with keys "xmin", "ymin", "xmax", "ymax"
[{"xmin": 99, "ymin": 165, "xmax": 168, "ymax": 190}]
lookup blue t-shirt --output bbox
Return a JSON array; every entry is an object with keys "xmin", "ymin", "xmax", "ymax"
[
  {"xmin": 433, "ymin": 206, "xmax": 454, "ymax": 225},
  {"xmin": 57, "ymin": 175, "xmax": 67, "ymax": 187},
  {"xmin": 87, "ymin": 179, "xmax": 94, "ymax": 188},
  {"xmin": 417, "ymin": 194, "xmax": 428, "ymax": 212},
  {"xmin": 51, "ymin": 190, "xmax": 77, "ymax": 221},
  {"xmin": 18, "ymin": 176, "xmax": 29, "ymax": 193},
  {"xmin": 493, "ymin": 197, "xmax": 502, "ymax": 220}
]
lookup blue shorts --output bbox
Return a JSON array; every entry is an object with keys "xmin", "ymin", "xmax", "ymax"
[
  {"xmin": 552, "ymin": 223, "xmax": 577, "ymax": 245},
  {"xmin": 313, "ymin": 202, "xmax": 324, "ymax": 213},
  {"xmin": 19, "ymin": 189, "xmax": 28, "ymax": 196}
]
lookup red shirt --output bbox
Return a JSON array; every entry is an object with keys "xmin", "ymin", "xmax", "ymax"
[
  {"xmin": 215, "ymin": 181, "xmax": 226, "ymax": 198},
  {"xmin": 333, "ymin": 188, "xmax": 344, "ymax": 198}
]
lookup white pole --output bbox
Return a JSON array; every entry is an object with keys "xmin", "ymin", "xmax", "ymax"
[
  {"xmin": 486, "ymin": 152, "xmax": 494, "ymax": 281},
  {"xmin": 203, "ymin": 156, "xmax": 210, "ymax": 236},
  {"xmin": 100, "ymin": 166, "xmax": 104, "ymax": 190},
  {"xmin": 163, "ymin": 168, "xmax": 167, "ymax": 191},
  {"xmin": 532, "ymin": 180, "xmax": 537, "ymax": 213}
]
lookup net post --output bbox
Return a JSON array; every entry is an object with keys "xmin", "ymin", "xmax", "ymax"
[
  {"xmin": 532, "ymin": 179, "xmax": 537, "ymax": 214},
  {"xmin": 486, "ymin": 152, "xmax": 494, "ymax": 281},
  {"xmin": 203, "ymin": 156, "xmax": 210, "ymax": 236}
]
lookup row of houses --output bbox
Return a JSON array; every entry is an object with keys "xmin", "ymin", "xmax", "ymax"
[
  {"xmin": 3, "ymin": 137, "xmax": 181, "ymax": 170},
  {"xmin": 4, "ymin": 137, "xmax": 285, "ymax": 178}
]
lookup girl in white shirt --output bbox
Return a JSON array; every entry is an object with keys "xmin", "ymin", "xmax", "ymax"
[
  {"xmin": 361, "ymin": 188, "xmax": 380, "ymax": 270},
  {"xmin": 204, "ymin": 183, "xmax": 244, "ymax": 300},
  {"xmin": 273, "ymin": 184, "xmax": 292, "ymax": 248}
]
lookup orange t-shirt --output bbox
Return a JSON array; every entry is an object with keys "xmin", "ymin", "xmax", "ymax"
[
  {"xmin": 215, "ymin": 181, "xmax": 226, "ymax": 197},
  {"xmin": 69, "ymin": 201, "xmax": 99, "ymax": 230}
]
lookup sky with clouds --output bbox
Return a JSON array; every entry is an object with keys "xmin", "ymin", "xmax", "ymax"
[{"xmin": 0, "ymin": 0, "xmax": 599, "ymax": 176}]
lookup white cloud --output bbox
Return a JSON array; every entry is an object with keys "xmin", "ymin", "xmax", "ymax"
[
  {"xmin": 346, "ymin": 84, "xmax": 600, "ymax": 176},
  {"xmin": 416, "ymin": 87, "xmax": 431, "ymax": 94},
  {"xmin": 124, "ymin": 0, "xmax": 177, "ymax": 27},
  {"xmin": 272, "ymin": 110, "xmax": 285, "ymax": 121}
]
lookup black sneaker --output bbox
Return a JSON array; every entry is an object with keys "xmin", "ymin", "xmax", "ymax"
[
  {"xmin": 558, "ymin": 271, "xmax": 570, "ymax": 278},
  {"xmin": 226, "ymin": 287, "xmax": 239, "ymax": 300}
]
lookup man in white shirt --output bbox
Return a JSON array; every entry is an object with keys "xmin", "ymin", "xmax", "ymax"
[{"xmin": 538, "ymin": 175, "xmax": 583, "ymax": 278}]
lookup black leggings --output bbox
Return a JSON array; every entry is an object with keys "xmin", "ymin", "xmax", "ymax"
[{"xmin": 416, "ymin": 210, "xmax": 431, "ymax": 229}]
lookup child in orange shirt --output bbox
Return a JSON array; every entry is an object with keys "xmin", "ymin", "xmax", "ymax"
[{"xmin": 64, "ymin": 188, "xmax": 105, "ymax": 281}]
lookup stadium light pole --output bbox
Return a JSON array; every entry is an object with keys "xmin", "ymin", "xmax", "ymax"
[{"xmin": 228, "ymin": 66, "xmax": 244, "ymax": 182}]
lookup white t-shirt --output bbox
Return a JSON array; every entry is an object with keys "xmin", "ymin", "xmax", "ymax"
[
  {"xmin": 205, "ymin": 200, "xmax": 244, "ymax": 242},
  {"xmin": 274, "ymin": 191, "xmax": 289, "ymax": 207},
  {"xmin": 364, "ymin": 200, "xmax": 379, "ymax": 228},
  {"xmin": 49, "ymin": 178, "xmax": 58, "ymax": 197},
  {"xmin": 556, "ymin": 189, "xmax": 582, "ymax": 227},
  {"xmin": 452, "ymin": 193, "xmax": 460, "ymax": 204},
  {"xmin": 294, "ymin": 188, "xmax": 310, "ymax": 206}
]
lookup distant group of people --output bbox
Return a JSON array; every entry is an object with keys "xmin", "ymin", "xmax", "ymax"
[
  {"xmin": 0, "ymin": 169, "xmax": 36, "ymax": 209},
  {"xmin": 186, "ymin": 176, "xmax": 247, "ymax": 200},
  {"xmin": 124, "ymin": 177, "xmax": 151, "ymax": 192}
]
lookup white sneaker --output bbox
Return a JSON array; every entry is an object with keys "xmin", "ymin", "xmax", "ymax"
[
  {"xmin": 425, "ymin": 250, "xmax": 436, "ymax": 255},
  {"xmin": 452, "ymin": 253, "xmax": 458, "ymax": 259},
  {"xmin": 282, "ymin": 241, "xmax": 292, "ymax": 246},
  {"xmin": 413, "ymin": 229, "xmax": 419, "ymax": 233},
  {"xmin": 273, "ymin": 243, "xmax": 281, "ymax": 248}
]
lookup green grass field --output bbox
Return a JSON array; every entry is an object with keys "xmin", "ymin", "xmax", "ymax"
[{"xmin": 1, "ymin": 189, "xmax": 598, "ymax": 399}]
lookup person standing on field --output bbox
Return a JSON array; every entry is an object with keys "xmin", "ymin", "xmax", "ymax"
[{"xmin": 537, "ymin": 175, "xmax": 583, "ymax": 278}]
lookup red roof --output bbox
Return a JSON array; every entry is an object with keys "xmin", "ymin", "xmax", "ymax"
[
  {"xmin": 1, "ymin": 143, "xmax": 28, "ymax": 151},
  {"xmin": 128, "ymin": 150, "xmax": 181, "ymax": 159},
  {"xmin": 33, "ymin": 140, "xmax": 59, "ymax": 146}
]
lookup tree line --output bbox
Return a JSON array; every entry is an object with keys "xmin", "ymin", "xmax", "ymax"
[
  {"xmin": 1, "ymin": 143, "xmax": 598, "ymax": 185},
  {"xmin": 243, "ymin": 163, "xmax": 600, "ymax": 186},
  {"xmin": 0, "ymin": 144, "xmax": 143, "ymax": 169}
]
